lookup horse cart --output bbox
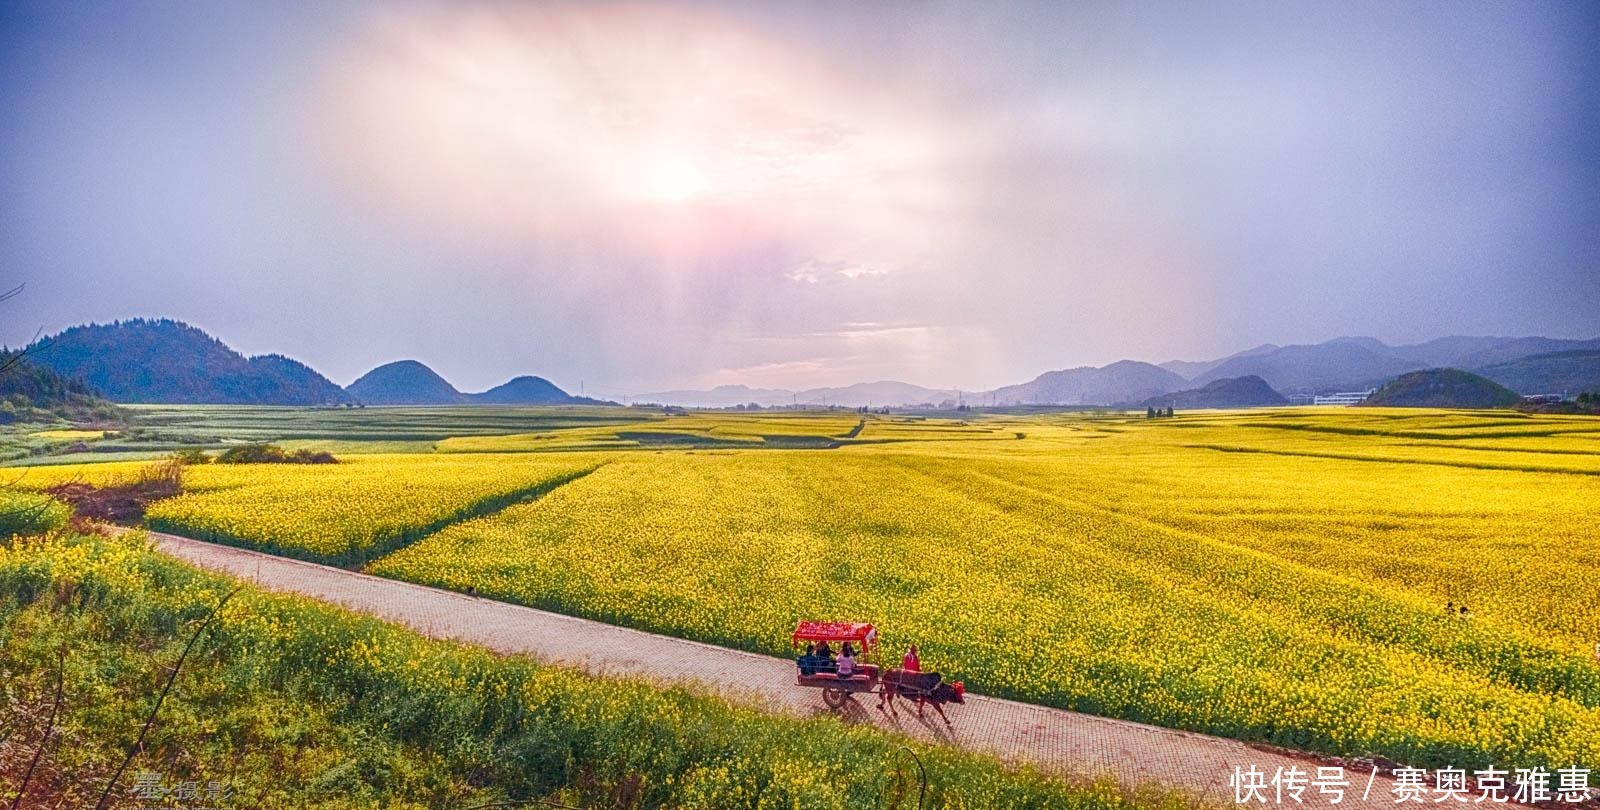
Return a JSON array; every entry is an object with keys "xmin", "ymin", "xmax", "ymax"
[
  {"xmin": 791, "ymin": 620, "xmax": 966, "ymax": 724},
  {"xmin": 791, "ymin": 620, "xmax": 882, "ymax": 708}
]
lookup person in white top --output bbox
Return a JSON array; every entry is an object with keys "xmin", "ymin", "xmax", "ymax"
[{"xmin": 836, "ymin": 643, "xmax": 856, "ymax": 678}]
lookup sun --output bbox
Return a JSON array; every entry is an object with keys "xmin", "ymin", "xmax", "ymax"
[{"xmin": 648, "ymin": 159, "xmax": 707, "ymax": 203}]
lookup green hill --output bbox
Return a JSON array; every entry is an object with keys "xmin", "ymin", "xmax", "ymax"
[
  {"xmin": 31, "ymin": 319, "xmax": 350, "ymax": 405},
  {"xmin": 480, "ymin": 374, "xmax": 588, "ymax": 403},
  {"xmin": 1360, "ymin": 368, "xmax": 1520, "ymax": 409},
  {"xmin": 347, "ymin": 362, "xmax": 605, "ymax": 405},
  {"xmin": 346, "ymin": 360, "xmax": 464, "ymax": 405},
  {"xmin": 1142, "ymin": 375, "xmax": 1288, "ymax": 409}
]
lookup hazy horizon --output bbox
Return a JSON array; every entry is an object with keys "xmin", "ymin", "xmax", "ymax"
[{"xmin": 4, "ymin": 1, "xmax": 1597, "ymax": 396}]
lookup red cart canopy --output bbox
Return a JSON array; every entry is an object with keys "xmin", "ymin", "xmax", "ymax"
[{"xmin": 791, "ymin": 620, "xmax": 877, "ymax": 649}]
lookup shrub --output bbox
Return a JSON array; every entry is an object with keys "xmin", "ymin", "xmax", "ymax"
[
  {"xmin": 170, "ymin": 447, "xmax": 212, "ymax": 465},
  {"xmin": 217, "ymin": 443, "xmax": 336, "ymax": 465},
  {"xmin": 43, "ymin": 460, "xmax": 184, "ymax": 523},
  {"xmin": 0, "ymin": 490, "xmax": 70, "ymax": 537}
]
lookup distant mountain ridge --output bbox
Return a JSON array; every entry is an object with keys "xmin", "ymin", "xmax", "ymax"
[
  {"xmin": 640, "ymin": 335, "xmax": 1598, "ymax": 408},
  {"xmin": 636, "ymin": 381, "xmax": 960, "ymax": 409},
  {"xmin": 1158, "ymin": 343, "xmax": 1279, "ymax": 380},
  {"xmin": 29, "ymin": 320, "xmax": 598, "ymax": 406},
  {"xmin": 1143, "ymin": 376, "xmax": 1288, "ymax": 409},
  {"xmin": 24, "ymin": 318, "xmax": 1599, "ymax": 408},
  {"xmin": 1473, "ymin": 350, "xmax": 1600, "ymax": 396},
  {"xmin": 988, "ymin": 360, "xmax": 1185, "ymax": 406},
  {"xmin": 1164, "ymin": 335, "xmax": 1600, "ymax": 395},
  {"xmin": 636, "ymin": 385, "xmax": 797, "ymax": 408}
]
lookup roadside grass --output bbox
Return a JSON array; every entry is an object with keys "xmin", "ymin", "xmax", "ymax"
[{"xmin": 0, "ymin": 530, "xmax": 1185, "ymax": 810}]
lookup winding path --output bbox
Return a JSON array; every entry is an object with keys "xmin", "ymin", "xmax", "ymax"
[{"xmin": 134, "ymin": 527, "xmax": 1410, "ymax": 808}]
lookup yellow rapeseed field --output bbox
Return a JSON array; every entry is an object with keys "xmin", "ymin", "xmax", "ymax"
[
  {"xmin": 143, "ymin": 453, "xmax": 604, "ymax": 564},
  {"xmin": 21, "ymin": 407, "xmax": 1600, "ymax": 770},
  {"xmin": 370, "ymin": 409, "xmax": 1600, "ymax": 770}
]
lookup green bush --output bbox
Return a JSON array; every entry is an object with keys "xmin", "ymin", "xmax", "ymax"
[
  {"xmin": 170, "ymin": 447, "xmax": 212, "ymax": 465},
  {"xmin": 217, "ymin": 443, "xmax": 336, "ymax": 465},
  {"xmin": 0, "ymin": 490, "xmax": 69, "ymax": 537}
]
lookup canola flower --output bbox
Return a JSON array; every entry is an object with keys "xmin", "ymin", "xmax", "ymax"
[
  {"xmin": 143, "ymin": 453, "xmax": 604, "ymax": 564},
  {"xmin": 368, "ymin": 410, "xmax": 1600, "ymax": 771},
  {"xmin": 0, "ymin": 532, "xmax": 1170, "ymax": 810},
  {"xmin": 18, "ymin": 407, "xmax": 1598, "ymax": 772},
  {"xmin": 436, "ymin": 411, "xmax": 870, "ymax": 453}
]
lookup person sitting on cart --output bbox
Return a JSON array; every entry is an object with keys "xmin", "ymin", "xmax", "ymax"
[
  {"xmin": 837, "ymin": 643, "xmax": 857, "ymax": 679},
  {"xmin": 902, "ymin": 644, "xmax": 921, "ymax": 672},
  {"xmin": 796, "ymin": 643, "xmax": 819, "ymax": 677},
  {"xmin": 815, "ymin": 641, "xmax": 836, "ymax": 674}
]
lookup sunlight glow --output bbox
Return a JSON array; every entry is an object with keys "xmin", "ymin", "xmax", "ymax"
[
  {"xmin": 316, "ymin": 4, "xmax": 953, "ymax": 259},
  {"xmin": 648, "ymin": 159, "xmax": 706, "ymax": 203}
]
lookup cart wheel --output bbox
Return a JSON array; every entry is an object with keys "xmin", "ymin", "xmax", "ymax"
[{"xmin": 822, "ymin": 687, "xmax": 848, "ymax": 708}]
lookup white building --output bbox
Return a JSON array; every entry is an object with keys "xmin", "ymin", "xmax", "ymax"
[{"xmin": 1313, "ymin": 389, "xmax": 1375, "ymax": 406}]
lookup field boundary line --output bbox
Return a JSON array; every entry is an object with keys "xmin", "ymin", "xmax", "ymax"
[
  {"xmin": 146, "ymin": 462, "xmax": 606, "ymax": 570},
  {"xmin": 1190, "ymin": 443, "xmax": 1600, "ymax": 476}
]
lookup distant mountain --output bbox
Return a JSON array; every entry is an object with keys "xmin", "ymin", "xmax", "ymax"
[
  {"xmin": 1384, "ymin": 336, "xmax": 1513, "ymax": 368},
  {"xmin": 1474, "ymin": 350, "xmax": 1600, "ymax": 396},
  {"xmin": 795, "ymin": 381, "xmax": 958, "ymax": 408},
  {"xmin": 636, "ymin": 381, "xmax": 958, "ymax": 408},
  {"xmin": 1191, "ymin": 338, "xmax": 1416, "ymax": 393},
  {"xmin": 1143, "ymin": 375, "xmax": 1288, "ymax": 409},
  {"xmin": 1159, "ymin": 344, "xmax": 1280, "ymax": 381},
  {"xmin": 346, "ymin": 360, "xmax": 464, "ymax": 405},
  {"xmin": 1457, "ymin": 337, "xmax": 1600, "ymax": 369},
  {"xmin": 30, "ymin": 319, "xmax": 350, "ymax": 405},
  {"xmin": 1168, "ymin": 335, "xmax": 1600, "ymax": 394},
  {"xmin": 989, "ymin": 360, "xmax": 1185, "ymax": 406},
  {"xmin": 1361, "ymin": 369, "xmax": 1520, "ymax": 409},
  {"xmin": 636, "ymin": 384, "xmax": 798, "ymax": 408}
]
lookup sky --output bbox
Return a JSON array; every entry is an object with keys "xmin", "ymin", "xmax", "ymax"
[{"xmin": 2, "ymin": 1, "xmax": 1596, "ymax": 396}]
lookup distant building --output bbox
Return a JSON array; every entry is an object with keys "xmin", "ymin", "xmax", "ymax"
[
  {"xmin": 1520, "ymin": 393, "xmax": 1564, "ymax": 405},
  {"xmin": 1313, "ymin": 389, "xmax": 1374, "ymax": 406},
  {"xmin": 1286, "ymin": 394, "xmax": 1317, "ymax": 406}
]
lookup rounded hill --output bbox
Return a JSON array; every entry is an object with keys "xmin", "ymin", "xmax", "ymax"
[
  {"xmin": 346, "ymin": 360, "xmax": 464, "ymax": 405},
  {"xmin": 473, "ymin": 375, "xmax": 571, "ymax": 405},
  {"xmin": 1360, "ymin": 368, "xmax": 1520, "ymax": 408}
]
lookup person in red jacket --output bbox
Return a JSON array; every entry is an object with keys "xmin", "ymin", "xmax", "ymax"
[{"xmin": 902, "ymin": 644, "xmax": 921, "ymax": 672}]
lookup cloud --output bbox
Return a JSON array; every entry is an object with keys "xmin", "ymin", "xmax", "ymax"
[
  {"xmin": 786, "ymin": 258, "xmax": 891, "ymax": 284},
  {"xmin": 310, "ymin": 3, "xmax": 962, "ymax": 271},
  {"xmin": 4, "ymin": 1, "xmax": 1594, "ymax": 393}
]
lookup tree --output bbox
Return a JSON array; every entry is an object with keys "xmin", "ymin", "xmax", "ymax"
[{"xmin": 0, "ymin": 284, "xmax": 38, "ymax": 378}]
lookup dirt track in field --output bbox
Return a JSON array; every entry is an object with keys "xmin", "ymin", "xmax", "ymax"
[{"xmin": 139, "ymin": 528, "xmax": 1412, "ymax": 808}]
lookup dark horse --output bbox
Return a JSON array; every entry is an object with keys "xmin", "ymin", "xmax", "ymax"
[{"xmin": 878, "ymin": 669, "xmax": 965, "ymax": 726}]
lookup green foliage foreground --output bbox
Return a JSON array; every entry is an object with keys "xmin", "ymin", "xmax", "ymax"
[
  {"xmin": 0, "ymin": 490, "xmax": 70, "ymax": 538},
  {"xmin": 0, "ymin": 532, "xmax": 1180, "ymax": 809}
]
